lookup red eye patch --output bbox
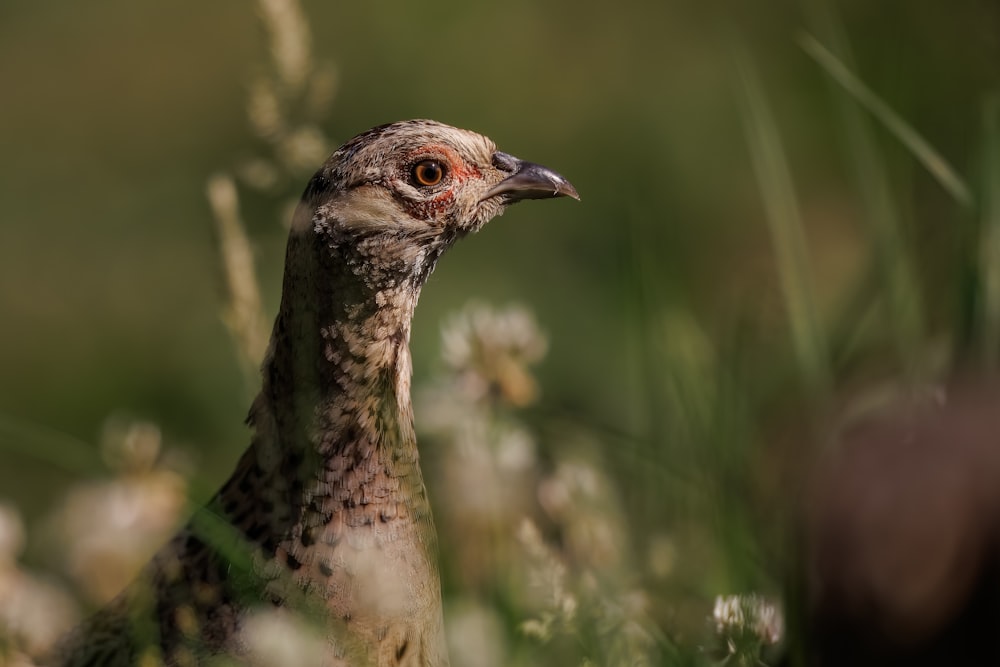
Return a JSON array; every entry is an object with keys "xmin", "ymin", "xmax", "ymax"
[{"xmin": 407, "ymin": 144, "xmax": 482, "ymax": 182}]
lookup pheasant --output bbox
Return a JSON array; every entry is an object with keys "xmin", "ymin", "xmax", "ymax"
[{"xmin": 48, "ymin": 120, "xmax": 578, "ymax": 666}]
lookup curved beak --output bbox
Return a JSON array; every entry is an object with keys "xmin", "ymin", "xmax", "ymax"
[{"xmin": 480, "ymin": 152, "xmax": 579, "ymax": 203}]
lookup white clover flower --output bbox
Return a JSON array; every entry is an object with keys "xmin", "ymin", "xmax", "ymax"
[
  {"xmin": 240, "ymin": 608, "xmax": 329, "ymax": 667},
  {"xmin": 47, "ymin": 419, "xmax": 188, "ymax": 604},
  {"xmin": 440, "ymin": 302, "xmax": 547, "ymax": 406},
  {"xmin": 446, "ymin": 601, "xmax": 507, "ymax": 667},
  {"xmin": 713, "ymin": 593, "xmax": 784, "ymax": 648}
]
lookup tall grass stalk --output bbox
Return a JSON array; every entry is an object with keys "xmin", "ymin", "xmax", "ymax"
[
  {"xmin": 979, "ymin": 95, "xmax": 1000, "ymax": 368},
  {"xmin": 798, "ymin": 8, "xmax": 927, "ymax": 376},
  {"xmin": 733, "ymin": 49, "xmax": 830, "ymax": 392},
  {"xmin": 207, "ymin": 174, "xmax": 269, "ymax": 381}
]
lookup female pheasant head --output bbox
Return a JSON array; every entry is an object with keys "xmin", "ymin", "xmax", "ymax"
[
  {"xmin": 268, "ymin": 119, "xmax": 577, "ymax": 458},
  {"xmin": 289, "ymin": 119, "xmax": 578, "ymax": 294}
]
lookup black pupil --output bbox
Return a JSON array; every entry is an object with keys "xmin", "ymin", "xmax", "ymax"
[{"xmin": 416, "ymin": 161, "xmax": 441, "ymax": 184}]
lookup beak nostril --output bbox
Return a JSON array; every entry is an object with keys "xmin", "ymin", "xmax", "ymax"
[{"xmin": 491, "ymin": 151, "xmax": 519, "ymax": 173}]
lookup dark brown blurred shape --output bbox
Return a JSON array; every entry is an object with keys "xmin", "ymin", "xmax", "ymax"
[{"xmin": 805, "ymin": 376, "xmax": 1000, "ymax": 666}]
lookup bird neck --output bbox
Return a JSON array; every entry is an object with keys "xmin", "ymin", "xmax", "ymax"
[
  {"xmin": 187, "ymin": 223, "xmax": 449, "ymax": 662},
  {"xmin": 254, "ymin": 278, "xmax": 424, "ymax": 507},
  {"xmin": 216, "ymin": 213, "xmax": 439, "ymax": 555},
  {"xmin": 267, "ymin": 281, "xmax": 419, "ymax": 455}
]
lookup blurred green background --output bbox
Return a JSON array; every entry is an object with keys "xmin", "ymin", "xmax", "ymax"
[{"xmin": 1, "ymin": 0, "xmax": 998, "ymax": 658}]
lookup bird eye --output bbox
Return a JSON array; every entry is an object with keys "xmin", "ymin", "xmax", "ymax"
[{"xmin": 411, "ymin": 160, "xmax": 446, "ymax": 187}]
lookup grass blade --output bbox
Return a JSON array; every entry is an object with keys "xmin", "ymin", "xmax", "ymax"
[
  {"xmin": 799, "ymin": 4, "xmax": 926, "ymax": 375},
  {"xmin": 799, "ymin": 32, "xmax": 973, "ymax": 208},
  {"xmin": 0, "ymin": 413, "xmax": 103, "ymax": 475},
  {"xmin": 733, "ymin": 48, "xmax": 830, "ymax": 391},
  {"xmin": 980, "ymin": 94, "xmax": 1000, "ymax": 368}
]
